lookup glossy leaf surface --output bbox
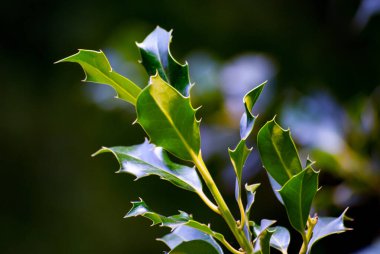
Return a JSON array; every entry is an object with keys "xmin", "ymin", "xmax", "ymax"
[
  {"xmin": 126, "ymin": 199, "xmax": 226, "ymax": 251},
  {"xmin": 279, "ymin": 166, "xmax": 319, "ymax": 233},
  {"xmin": 56, "ymin": 49, "xmax": 141, "ymax": 105},
  {"xmin": 240, "ymin": 81, "xmax": 266, "ymax": 140},
  {"xmin": 136, "ymin": 74, "xmax": 200, "ymax": 161},
  {"xmin": 93, "ymin": 140, "xmax": 203, "ymax": 193},
  {"xmin": 137, "ymin": 26, "xmax": 191, "ymax": 97},
  {"xmin": 257, "ymin": 119, "xmax": 302, "ymax": 186},
  {"xmin": 269, "ymin": 226, "xmax": 290, "ymax": 254},
  {"xmin": 267, "ymin": 173, "xmax": 284, "ymax": 205},
  {"xmin": 307, "ymin": 208, "xmax": 351, "ymax": 253},
  {"xmin": 160, "ymin": 226, "xmax": 223, "ymax": 254}
]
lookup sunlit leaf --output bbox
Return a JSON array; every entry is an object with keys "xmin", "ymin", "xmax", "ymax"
[
  {"xmin": 137, "ymin": 26, "xmax": 191, "ymax": 97},
  {"xmin": 136, "ymin": 74, "xmax": 200, "ymax": 161},
  {"xmin": 160, "ymin": 226, "xmax": 223, "ymax": 254},
  {"xmin": 269, "ymin": 226, "xmax": 290, "ymax": 254},
  {"xmin": 279, "ymin": 166, "xmax": 319, "ymax": 233},
  {"xmin": 240, "ymin": 81, "xmax": 267, "ymax": 140},
  {"xmin": 126, "ymin": 199, "xmax": 226, "ymax": 252},
  {"xmin": 56, "ymin": 49, "xmax": 141, "ymax": 105},
  {"xmin": 93, "ymin": 140, "xmax": 203, "ymax": 193},
  {"xmin": 257, "ymin": 118, "xmax": 302, "ymax": 186},
  {"xmin": 126, "ymin": 199, "xmax": 189, "ymax": 227},
  {"xmin": 307, "ymin": 208, "xmax": 351, "ymax": 253}
]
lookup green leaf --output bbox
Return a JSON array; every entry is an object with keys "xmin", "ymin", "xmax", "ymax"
[
  {"xmin": 231, "ymin": 82, "xmax": 265, "ymax": 211},
  {"xmin": 269, "ymin": 226, "xmax": 290, "ymax": 254},
  {"xmin": 56, "ymin": 49, "xmax": 141, "ymax": 105},
  {"xmin": 240, "ymin": 81, "xmax": 266, "ymax": 140},
  {"xmin": 229, "ymin": 140, "xmax": 252, "ymax": 199},
  {"xmin": 93, "ymin": 140, "xmax": 203, "ymax": 193},
  {"xmin": 253, "ymin": 230, "xmax": 274, "ymax": 254},
  {"xmin": 126, "ymin": 199, "xmax": 189, "ymax": 227},
  {"xmin": 278, "ymin": 166, "xmax": 319, "ymax": 233},
  {"xmin": 136, "ymin": 74, "xmax": 200, "ymax": 161},
  {"xmin": 257, "ymin": 118, "xmax": 302, "ymax": 186},
  {"xmin": 126, "ymin": 199, "xmax": 226, "ymax": 251},
  {"xmin": 253, "ymin": 219, "xmax": 277, "ymax": 236},
  {"xmin": 253, "ymin": 219, "xmax": 277, "ymax": 254},
  {"xmin": 160, "ymin": 226, "xmax": 223, "ymax": 254},
  {"xmin": 307, "ymin": 208, "xmax": 351, "ymax": 254},
  {"xmin": 137, "ymin": 26, "xmax": 191, "ymax": 97},
  {"xmin": 245, "ymin": 183, "xmax": 260, "ymax": 215}
]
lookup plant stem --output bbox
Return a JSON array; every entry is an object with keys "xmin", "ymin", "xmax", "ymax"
[
  {"xmin": 237, "ymin": 197, "xmax": 246, "ymax": 230},
  {"xmin": 192, "ymin": 151, "xmax": 254, "ymax": 254},
  {"xmin": 220, "ymin": 238, "xmax": 246, "ymax": 254},
  {"xmin": 197, "ymin": 191, "xmax": 221, "ymax": 214},
  {"xmin": 299, "ymin": 215, "xmax": 318, "ymax": 254}
]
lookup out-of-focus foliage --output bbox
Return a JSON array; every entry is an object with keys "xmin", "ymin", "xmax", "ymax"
[{"xmin": 1, "ymin": 0, "xmax": 380, "ymax": 253}]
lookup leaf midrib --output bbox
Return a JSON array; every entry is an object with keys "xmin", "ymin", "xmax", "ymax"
[
  {"xmin": 150, "ymin": 86, "xmax": 197, "ymax": 160},
  {"xmin": 270, "ymin": 133, "xmax": 293, "ymax": 180},
  {"xmin": 297, "ymin": 172, "xmax": 306, "ymax": 231},
  {"xmin": 270, "ymin": 235, "xmax": 286, "ymax": 253},
  {"xmin": 117, "ymin": 150, "xmax": 199, "ymax": 192},
  {"xmin": 151, "ymin": 36, "xmax": 169, "ymax": 82},
  {"xmin": 83, "ymin": 62, "xmax": 140, "ymax": 102}
]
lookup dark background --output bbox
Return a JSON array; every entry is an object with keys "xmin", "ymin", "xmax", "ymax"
[{"xmin": 1, "ymin": 0, "xmax": 380, "ymax": 253}]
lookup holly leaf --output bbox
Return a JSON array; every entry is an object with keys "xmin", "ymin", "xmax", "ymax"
[
  {"xmin": 137, "ymin": 26, "xmax": 191, "ymax": 97},
  {"xmin": 230, "ymin": 82, "xmax": 265, "ymax": 203},
  {"xmin": 279, "ymin": 166, "xmax": 319, "ymax": 233},
  {"xmin": 136, "ymin": 74, "xmax": 200, "ymax": 161},
  {"xmin": 269, "ymin": 226, "xmax": 290, "ymax": 254},
  {"xmin": 160, "ymin": 226, "xmax": 223, "ymax": 254},
  {"xmin": 245, "ymin": 183, "xmax": 260, "ymax": 216},
  {"xmin": 56, "ymin": 49, "xmax": 141, "ymax": 105},
  {"xmin": 307, "ymin": 208, "xmax": 351, "ymax": 253},
  {"xmin": 126, "ymin": 199, "xmax": 226, "ymax": 253},
  {"xmin": 253, "ymin": 230, "xmax": 274, "ymax": 254},
  {"xmin": 229, "ymin": 140, "xmax": 252, "ymax": 200},
  {"xmin": 253, "ymin": 219, "xmax": 277, "ymax": 254},
  {"xmin": 93, "ymin": 140, "xmax": 203, "ymax": 194},
  {"xmin": 253, "ymin": 219, "xmax": 277, "ymax": 237},
  {"xmin": 257, "ymin": 118, "xmax": 302, "ymax": 186},
  {"xmin": 240, "ymin": 81, "xmax": 267, "ymax": 140}
]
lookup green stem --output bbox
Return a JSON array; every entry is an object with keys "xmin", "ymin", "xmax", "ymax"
[
  {"xmin": 220, "ymin": 238, "xmax": 245, "ymax": 254},
  {"xmin": 299, "ymin": 216, "xmax": 318, "ymax": 254},
  {"xmin": 197, "ymin": 191, "xmax": 221, "ymax": 215},
  {"xmin": 237, "ymin": 197, "xmax": 246, "ymax": 230},
  {"xmin": 192, "ymin": 151, "xmax": 254, "ymax": 254}
]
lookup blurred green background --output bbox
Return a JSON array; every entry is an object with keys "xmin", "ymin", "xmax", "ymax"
[{"xmin": 1, "ymin": 0, "xmax": 380, "ymax": 253}]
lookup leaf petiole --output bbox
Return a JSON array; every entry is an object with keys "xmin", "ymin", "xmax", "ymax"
[{"xmin": 197, "ymin": 191, "xmax": 221, "ymax": 215}]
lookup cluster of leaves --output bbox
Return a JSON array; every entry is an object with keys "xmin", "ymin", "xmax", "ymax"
[{"xmin": 57, "ymin": 26, "xmax": 351, "ymax": 254}]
